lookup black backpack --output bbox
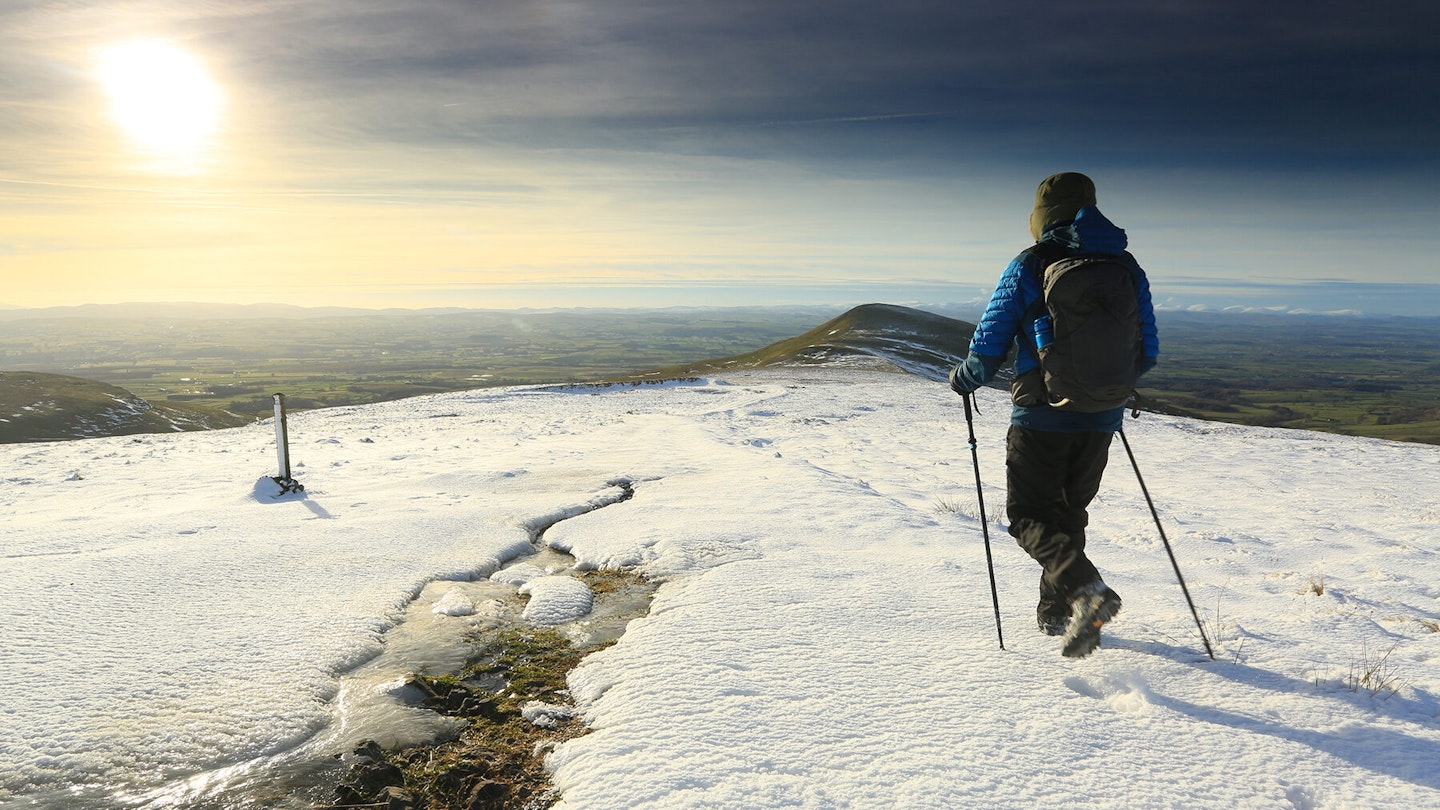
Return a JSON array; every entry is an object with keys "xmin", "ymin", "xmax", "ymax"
[{"xmin": 1016, "ymin": 248, "xmax": 1142, "ymax": 412}]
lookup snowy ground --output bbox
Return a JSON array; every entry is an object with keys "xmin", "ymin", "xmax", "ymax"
[{"xmin": 2, "ymin": 367, "xmax": 1438, "ymax": 808}]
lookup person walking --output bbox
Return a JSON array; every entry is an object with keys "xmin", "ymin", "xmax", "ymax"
[{"xmin": 949, "ymin": 172, "xmax": 1159, "ymax": 657}]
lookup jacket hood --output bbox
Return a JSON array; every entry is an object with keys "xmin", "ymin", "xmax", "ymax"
[
  {"xmin": 1029, "ymin": 172, "xmax": 1097, "ymax": 241},
  {"xmin": 1040, "ymin": 205, "xmax": 1128, "ymax": 254}
]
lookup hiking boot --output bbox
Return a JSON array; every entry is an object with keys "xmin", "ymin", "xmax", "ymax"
[
  {"xmin": 1061, "ymin": 581, "xmax": 1122, "ymax": 658},
  {"xmin": 1037, "ymin": 611, "xmax": 1068, "ymax": 636}
]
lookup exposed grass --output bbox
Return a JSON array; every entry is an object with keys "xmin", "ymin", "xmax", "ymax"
[
  {"xmin": 327, "ymin": 626, "xmax": 599, "ymax": 810},
  {"xmin": 389, "ymin": 627, "xmax": 597, "ymax": 809},
  {"xmin": 931, "ymin": 495, "xmax": 966, "ymax": 515},
  {"xmin": 1310, "ymin": 640, "xmax": 1408, "ymax": 701},
  {"xmin": 1200, "ymin": 596, "xmax": 1246, "ymax": 663},
  {"xmin": 1344, "ymin": 641, "xmax": 1406, "ymax": 699},
  {"xmin": 576, "ymin": 566, "xmax": 650, "ymax": 598},
  {"xmin": 332, "ymin": 566, "xmax": 656, "ymax": 810}
]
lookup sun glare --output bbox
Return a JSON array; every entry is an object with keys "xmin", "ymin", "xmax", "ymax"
[{"xmin": 99, "ymin": 39, "xmax": 222, "ymax": 171}]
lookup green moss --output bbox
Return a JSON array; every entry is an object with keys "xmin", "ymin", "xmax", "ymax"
[{"xmin": 337, "ymin": 569, "xmax": 654, "ymax": 809}]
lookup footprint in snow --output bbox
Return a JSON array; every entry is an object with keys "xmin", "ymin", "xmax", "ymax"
[{"xmin": 1064, "ymin": 669, "xmax": 1154, "ymax": 714}]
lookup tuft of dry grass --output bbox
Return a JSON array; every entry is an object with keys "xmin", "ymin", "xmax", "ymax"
[
  {"xmin": 931, "ymin": 496, "xmax": 966, "ymax": 515},
  {"xmin": 1345, "ymin": 640, "xmax": 1406, "ymax": 700}
]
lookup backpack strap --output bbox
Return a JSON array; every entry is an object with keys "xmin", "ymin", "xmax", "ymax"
[
  {"xmin": 1024, "ymin": 239, "xmax": 1071, "ymax": 271},
  {"xmin": 1017, "ymin": 241, "xmax": 1069, "ymax": 352}
]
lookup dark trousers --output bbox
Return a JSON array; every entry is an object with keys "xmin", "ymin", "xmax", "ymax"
[{"xmin": 1005, "ymin": 425, "xmax": 1113, "ymax": 618}]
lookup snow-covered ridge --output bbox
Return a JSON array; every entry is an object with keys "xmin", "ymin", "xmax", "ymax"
[{"xmin": 3, "ymin": 369, "xmax": 1439, "ymax": 808}]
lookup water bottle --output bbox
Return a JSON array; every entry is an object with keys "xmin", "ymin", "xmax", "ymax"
[{"xmin": 1033, "ymin": 314, "xmax": 1054, "ymax": 353}]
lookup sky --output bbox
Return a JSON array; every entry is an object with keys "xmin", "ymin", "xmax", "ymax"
[{"xmin": 2, "ymin": 1, "xmax": 1438, "ymax": 314}]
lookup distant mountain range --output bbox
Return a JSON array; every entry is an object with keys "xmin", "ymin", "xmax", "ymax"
[
  {"xmin": 0, "ymin": 304, "xmax": 973, "ymax": 443},
  {"xmin": 0, "ymin": 372, "xmax": 250, "ymax": 443}
]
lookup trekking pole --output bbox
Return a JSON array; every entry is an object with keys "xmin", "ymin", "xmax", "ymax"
[
  {"xmin": 962, "ymin": 393, "xmax": 1005, "ymax": 650},
  {"xmin": 1117, "ymin": 428, "xmax": 1213, "ymax": 660}
]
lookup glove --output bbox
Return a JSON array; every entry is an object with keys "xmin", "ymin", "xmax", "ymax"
[
  {"xmin": 949, "ymin": 363, "xmax": 978, "ymax": 396},
  {"xmin": 950, "ymin": 351, "xmax": 1001, "ymax": 396}
]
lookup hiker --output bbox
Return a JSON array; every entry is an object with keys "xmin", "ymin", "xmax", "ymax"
[{"xmin": 948, "ymin": 171, "xmax": 1159, "ymax": 656}]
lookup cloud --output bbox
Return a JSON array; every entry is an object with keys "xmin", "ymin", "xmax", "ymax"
[
  {"xmin": 27, "ymin": 0, "xmax": 1413, "ymax": 167},
  {"xmin": 5, "ymin": 0, "xmax": 1437, "ymax": 174},
  {"xmin": 1155, "ymin": 278, "xmax": 1440, "ymax": 318}
]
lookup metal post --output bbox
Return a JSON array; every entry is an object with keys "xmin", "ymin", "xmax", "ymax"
[{"xmin": 272, "ymin": 393, "xmax": 302, "ymax": 493}]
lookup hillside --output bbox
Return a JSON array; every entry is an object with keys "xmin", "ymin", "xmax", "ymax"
[
  {"xmin": 3, "ymin": 368, "xmax": 1438, "ymax": 808},
  {"xmin": 0, "ymin": 371, "xmax": 249, "ymax": 443},
  {"xmin": 620, "ymin": 302, "xmax": 976, "ymax": 381}
]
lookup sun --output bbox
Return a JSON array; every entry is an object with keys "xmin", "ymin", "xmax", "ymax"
[{"xmin": 98, "ymin": 39, "xmax": 222, "ymax": 170}]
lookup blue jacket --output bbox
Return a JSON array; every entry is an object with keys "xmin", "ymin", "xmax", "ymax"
[{"xmin": 954, "ymin": 206, "xmax": 1158, "ymax": 433}]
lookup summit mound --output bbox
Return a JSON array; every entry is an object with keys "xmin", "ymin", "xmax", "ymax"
[{"xmin": 622, "ymin": 303, "xmax": 975, "ymax": 382}]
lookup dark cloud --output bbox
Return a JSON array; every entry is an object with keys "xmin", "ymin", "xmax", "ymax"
[
  {"xmin": 188, "ymin": 0, "xmax": 1437, "ymax": 172},
  {"xmin": 4, "ymin": 0, "xmax": 1435, "ymax": 178}
]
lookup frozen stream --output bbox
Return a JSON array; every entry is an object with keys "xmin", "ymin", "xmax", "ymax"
[{"xmin": 120, "ymin": 484, "xmax": 651, "ymax": 810}]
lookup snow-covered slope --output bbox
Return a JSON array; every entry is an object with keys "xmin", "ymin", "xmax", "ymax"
[{"xmin": 2, "ymin": 368, "xmax": 1438, "ymax": 808}]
